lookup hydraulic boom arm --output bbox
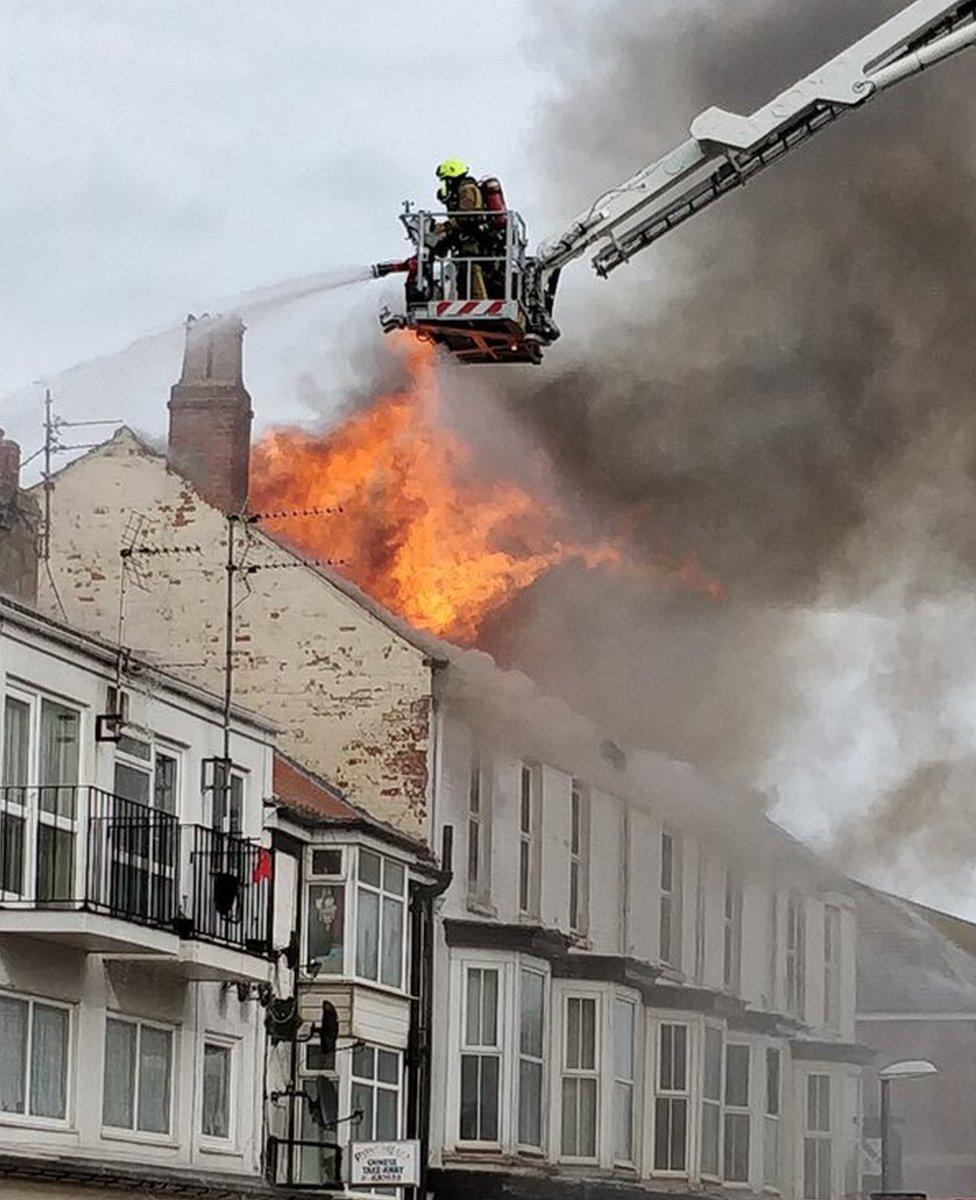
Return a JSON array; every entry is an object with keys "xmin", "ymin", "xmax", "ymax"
[{"xmin": 537, "ymin": 0, "xmax": 976, "ymax": 282}]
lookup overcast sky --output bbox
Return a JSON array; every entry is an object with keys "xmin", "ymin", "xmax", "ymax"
[{"xmin": 1, "ymin": 0, "xmax": 576, "ymax": 450}]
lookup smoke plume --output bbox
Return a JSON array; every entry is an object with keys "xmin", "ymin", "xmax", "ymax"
[{"xmin": 474, "ymin": 0, "xmax": 976, "ymax": 896}]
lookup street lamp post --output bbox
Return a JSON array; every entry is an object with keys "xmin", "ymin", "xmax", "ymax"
[{"xmin": 877, "ymin": 1060, "xmax": 939, "ymax": 1194}]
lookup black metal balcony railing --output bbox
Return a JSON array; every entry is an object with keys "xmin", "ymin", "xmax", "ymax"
[{"xmin": 0, "ymin": 785, "xmax": 271, "ymax": 958}]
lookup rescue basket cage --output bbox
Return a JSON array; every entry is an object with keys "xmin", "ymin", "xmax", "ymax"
[{"xmin": 380, "ymin": 205, "xmax": 551, "ymax": 365}]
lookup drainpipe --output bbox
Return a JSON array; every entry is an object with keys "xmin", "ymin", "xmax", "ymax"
[{"xmin": 407, "ymin": 825, "xmax": 453, "ymax": 1200}]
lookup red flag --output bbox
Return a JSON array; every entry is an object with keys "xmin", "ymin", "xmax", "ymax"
[{"xmin": 252, "ymin": 847, "xmax": 273, "ymax": 884}]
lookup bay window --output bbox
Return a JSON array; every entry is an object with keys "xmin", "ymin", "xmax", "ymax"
[
  {"xmin": 518, "ymin": 968, "xmax": 545, "ymax": 1149},
  {"xmin": 723, "ymin": 1043, "xmax": 751, "ymax": 1183},
  {"xmin": 613, "ymin": 996, "xmax": 636, "ymax": 1164},
  {"xmin": 0, "ymin": 992, "xmax": 70, "ymax": 1122},
  {"xmin": 103, "ymin": 1015, "xmax": 174, "ymax": 1136},
  {"xmin": 460, "ymin": 966, "xmax": 501, "ymax": 1143},
  {"xmin": 803, "ymin": 1073, "xmax": 832, "ymax": 1200},
  {"xmin": 653, "ymin": 1022, "xmax": 688, "ymax": 1172},
  {"xmin": 561, "ymin": 995, "xmax": 598, "ymax": 1160},
  {"xmin": 701, "ymin": 1026, "xmax": 722, "ymax": 1178},
  {"xmin": 764, "ymin": 1046, "xmax": 781, "ymax": 1188},
  {"xmin": 356, "ymin": 849, "xmax": 406, "ymax": 989}
]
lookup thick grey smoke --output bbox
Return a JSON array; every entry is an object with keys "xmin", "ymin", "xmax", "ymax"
[{"xmin": 474, "ymin": 0, "xmax": 976, "ymax": 892}]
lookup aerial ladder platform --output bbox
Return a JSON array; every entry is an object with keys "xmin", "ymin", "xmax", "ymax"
[{"xmin": 374, "ymin": 0, "xmax": 976, "ymax": 365}]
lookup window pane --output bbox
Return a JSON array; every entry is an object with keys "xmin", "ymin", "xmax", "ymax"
[
  {"xmin": 519, "ymin": 1059, "xmax": 542, "ymax": 1147},
  {"xmin": 480, "ymin": 968, "xmax": 498, "ymax": 1046},
  {"xmin": 310, "ymin": 848, "xmax": 342, "ymax": 877},
  {"xmin": 671, "ymin": 1097, "xmax": 687, "ymax": 1170},
  {"xmin": 376, "ymin": 1050, "xmax": 398, "ymax": 1085},
  {"xmin": 352, "ymin": 1043, "xmax": 374, "ymax": 1080},
  {"xmin": 30, "ymin": 1003, "xmax": 68, "ymax": 1119},
  {"xmin": 138, "ymin": 1026, "xmax": 172, "ymax": 1133},
  {"xmin": 520, "ymin": 971, "xmax": 544, "ymax": 1057},
  {"xmin": 154, "ymin": 754, "xmax": 177, "ymax": 815},
  {"xmin": 467, "ymin": 819, "xmax": 480, "ymax": 889},
  {"xmin": 615, "ymin": 1081, "xmax": 633, "ymax": 1161},
  {"xmin": 380, "ymin": 895, "xmax": 403, "ymax": 987},
  {"xmin": 578, "ymin": 1077, "xmax": 597, "ymax": 1157},
  {"xmin": 723, "ymin": 1111, "xmax": 750, "ymax": 1182},
  {"xmin": 702, "ymin": 1102, "xmax": 720, "ymax": 1176},
  {"xmin": 661, "ymin": 832, "xmax": 673, "ymax": 891},
  {"xmin": 614, "ymin": 999, "xmax": 634, "ymax": 1080},
  {"xmin": 580, "ymin": 998, "xmax": 596, "ymax": 1070},
  {"xmin": 114, "ymin": 762, "xmax": 151, "ymax": 806},
  {"xmin": 0, "ymin": 996, "xmax": 27, "ymax": 1113},
  {"xmin": 307, "ymin": 884, "xmax": 345, "ymax": 974},
  {"xmin": 202, "ymin": 1043, "xmax": 231, "ymax": 1138},
  {"xmin": 383, "ymin": 858, "xmax": 405, "ymax": 895},
  {"xmin": 479, "ymin": 1055, "xmax": 499, "ymax": 1141},
  {"xmin": 520, "ymin": 766, "xmax": 532, "ymax": 832},
  {"xmin": 352, "ymin": 1080, "xmax": 374, "ymax": 1140},
  {"xmin": 518, "ymin": 840, "xmax": 530, "ymax": 912},
  {"xmin": 39, "ymin": 700, "xmax": 80, "ymax": 795},
  {"xmin": 766, "ymin": 1048, "xmax": 781, "ymax": 1116},
  {"xmin": 465, "ymin": 970, "xmax": 482, "ymax": 1046},
  {"xmin": 356, "ymin": 889, "xmax": 380, "ymax": 980},
  {"xmin": 469, "ymin": 752, "xmax": 481, "ymax": 813},
  {"xmin": 566, "ymin": 998, "xmax": 581, "ymax": 1069},
  {"xmin": 808, "ymin": 1074, "xmax": 830, "ymax": 1132},
  {"xmin": 103, "ymin": 1019, "xmax": 136, "ymax": 1128},
  {"xmin": 117, "ymin": 735, "xmax": 151, "ymax": 761},
  {"xmin": 1, "ymin": 814, "xmax": 25, "ymax": 895},
  {"xmin": 659, "ymin": 1023, "xmax": 673, "ymax": 1090},
  {"xmin": 654, "ymin": 1098, "xmax": 671, "ymax": 1170},
  {"xmin": 660, "ymin": 896, "xmax": 672, "ymax": 963},
  {"xmin": 571, "ymin": 786, "xmax": 580, "ymax": 854},
  {"xmin": 460, "ymin": 1055, "xmax": 479, "ymax": 1139},
  {"xmin": 704, "ymin": 1028, "xmax": 722, "ymax": 1101},
  {"xmin": 36, "ymin": 824, "xmax": 74, "ymax": 902},
  {"xmin": 725, "ymin": 1045, "xmax": 750, "ymax": 1107},
  {"xmin": 764, "ymin": 1115, "xmax": 780, "ymax": 1185},
  {"xmin": 2, "ymin": 698, "xmax": 29, "ymax": 787},
  {"xmin": 359, "ymin": 850, "xmax": 381, "ymax": 887},
  {"xmin": 376, "ymin": 1087, "xmax": 398, "ymax": 1140}
]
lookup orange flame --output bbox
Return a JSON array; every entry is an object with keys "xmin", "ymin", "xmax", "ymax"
[{"xmin": 248, "ymin": 340, "xmax": 628, "ymax": 642}]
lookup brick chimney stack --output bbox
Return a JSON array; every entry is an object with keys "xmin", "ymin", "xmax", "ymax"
[
  {"xmin": 0, "ymin": 429, "xmax": 39, "ymax": 603},
  {"xmin": 167, "ymin": 314, "xmax": 253, "ymax": 513}
]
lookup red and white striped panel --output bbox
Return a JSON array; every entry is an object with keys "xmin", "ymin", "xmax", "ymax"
[{"xmin": 433, "ymin": 300, "xmax": 508, "ymax": 318}]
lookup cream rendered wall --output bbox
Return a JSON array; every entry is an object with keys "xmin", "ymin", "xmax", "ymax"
[{"xmin": 36, "ymin": 432, "xmax": 434, "ymax": 837}]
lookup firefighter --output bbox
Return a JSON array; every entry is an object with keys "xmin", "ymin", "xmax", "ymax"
[{"xmin": 433, "ymin": 159, "xmax": 489, "ymax": 300}]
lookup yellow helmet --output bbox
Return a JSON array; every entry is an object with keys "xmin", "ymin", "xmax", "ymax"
[{"xmin": 436, "ymin": 158, "xmax": 468, "ymax": 180}]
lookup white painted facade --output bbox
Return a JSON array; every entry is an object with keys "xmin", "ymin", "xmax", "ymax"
[
  {"xmin": 0, "ymin": 596, "xmax": 282, "ymax": 1195},
  {"xmin": 427, "ymin": 711, "xmax": 863, "ymax": 1200}
]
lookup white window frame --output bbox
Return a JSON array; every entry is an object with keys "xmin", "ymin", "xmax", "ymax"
[
  {"xmin": 652, "ymin": 1019, "xmax": 690, "ymax": 1176},
  {"xmin": 113, "ymin": 733, "xmax": 182, "ymax": 815},
  {"xmin": 350, "ymin": 1043, "xmax": 403, "ymax": 1145},
  {"xmin": 722, "ymin": 1041, "xmax": 751, "ymax": 1184},
  {"xmin": 559, "ymin": 991, "xmax": 601, "ymax": 1164},
  {"xmin": 659, "ymin": 830, "xmax": 682, "ymax": 969},
  {"xmin": 466, "ymin": 743, "xmax": 492, "ymax": 907},
  {"xmin": 518, "ymin": 762, "xmax": 541, "ymax": 918},
  {"xmin": 0, "ymin": 685, "xmax": 83, "ymax": 904},
  {"xmin": 700, "ymin": 1022, "xmax": 723, "ymax": 1181},
  {"xmin": 823, "ymin": 905, "xmax": 841, "ymax": 1032},
  {"xmin": 569, "ymin": 779, "xmax": 590, "ymax": 937},
  {"xmin": 101, "ymin": 1013, "xmax": 177, "ymax": 1142},
  {"xmin": 517, "ymin": 964, "xmax": 547, "ymax": 1153},
  {"xmin": 354, "ymin": 846, "xmax": 408, "ymax": 991},
  {"xmin": 304, "ymin": 845, "xmax": 348, "ymax": 979},
  {"xmin": 723, "ymin": 872, "xmax": 743, "ymax": 994},
  {"xmin": 803, "ymin": 1072, "xmax": 832, "ymax": 1200},
  {"xmin": 457, "ymin": 962, "xmax": 504, "ymax": 1148},
  {"xmin": 786, "ymin": 895, "xmax": 806, "ymax": 1020},
  {"xmin": 0, "ymin": 989, "xmax": 73, "ymax": 1129},
  {"xmin": 612, "ymin": 992, "xmax": 638, "ymax": 1167},
  {"xmin": 764, "ymin": 1044, "xmax": 782, "ymax": 1190},
  {"xmin": 199, "ymin": 1033, "xmax": 237, "ymax": 1149}
]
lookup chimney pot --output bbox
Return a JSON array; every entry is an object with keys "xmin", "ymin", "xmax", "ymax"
[{"xmin": 167, "ymin": 314, "xmax": 253, "ymax": 513}]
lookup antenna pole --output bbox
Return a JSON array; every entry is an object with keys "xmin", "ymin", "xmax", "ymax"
[{"xmin": 42, "ymin": 389, "xmax": 53, "ymax": 561}]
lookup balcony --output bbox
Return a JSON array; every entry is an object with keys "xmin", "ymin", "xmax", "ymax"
[{"xmin": 0, "ymin": 785, "xmax": 272, "ymax": 980}]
